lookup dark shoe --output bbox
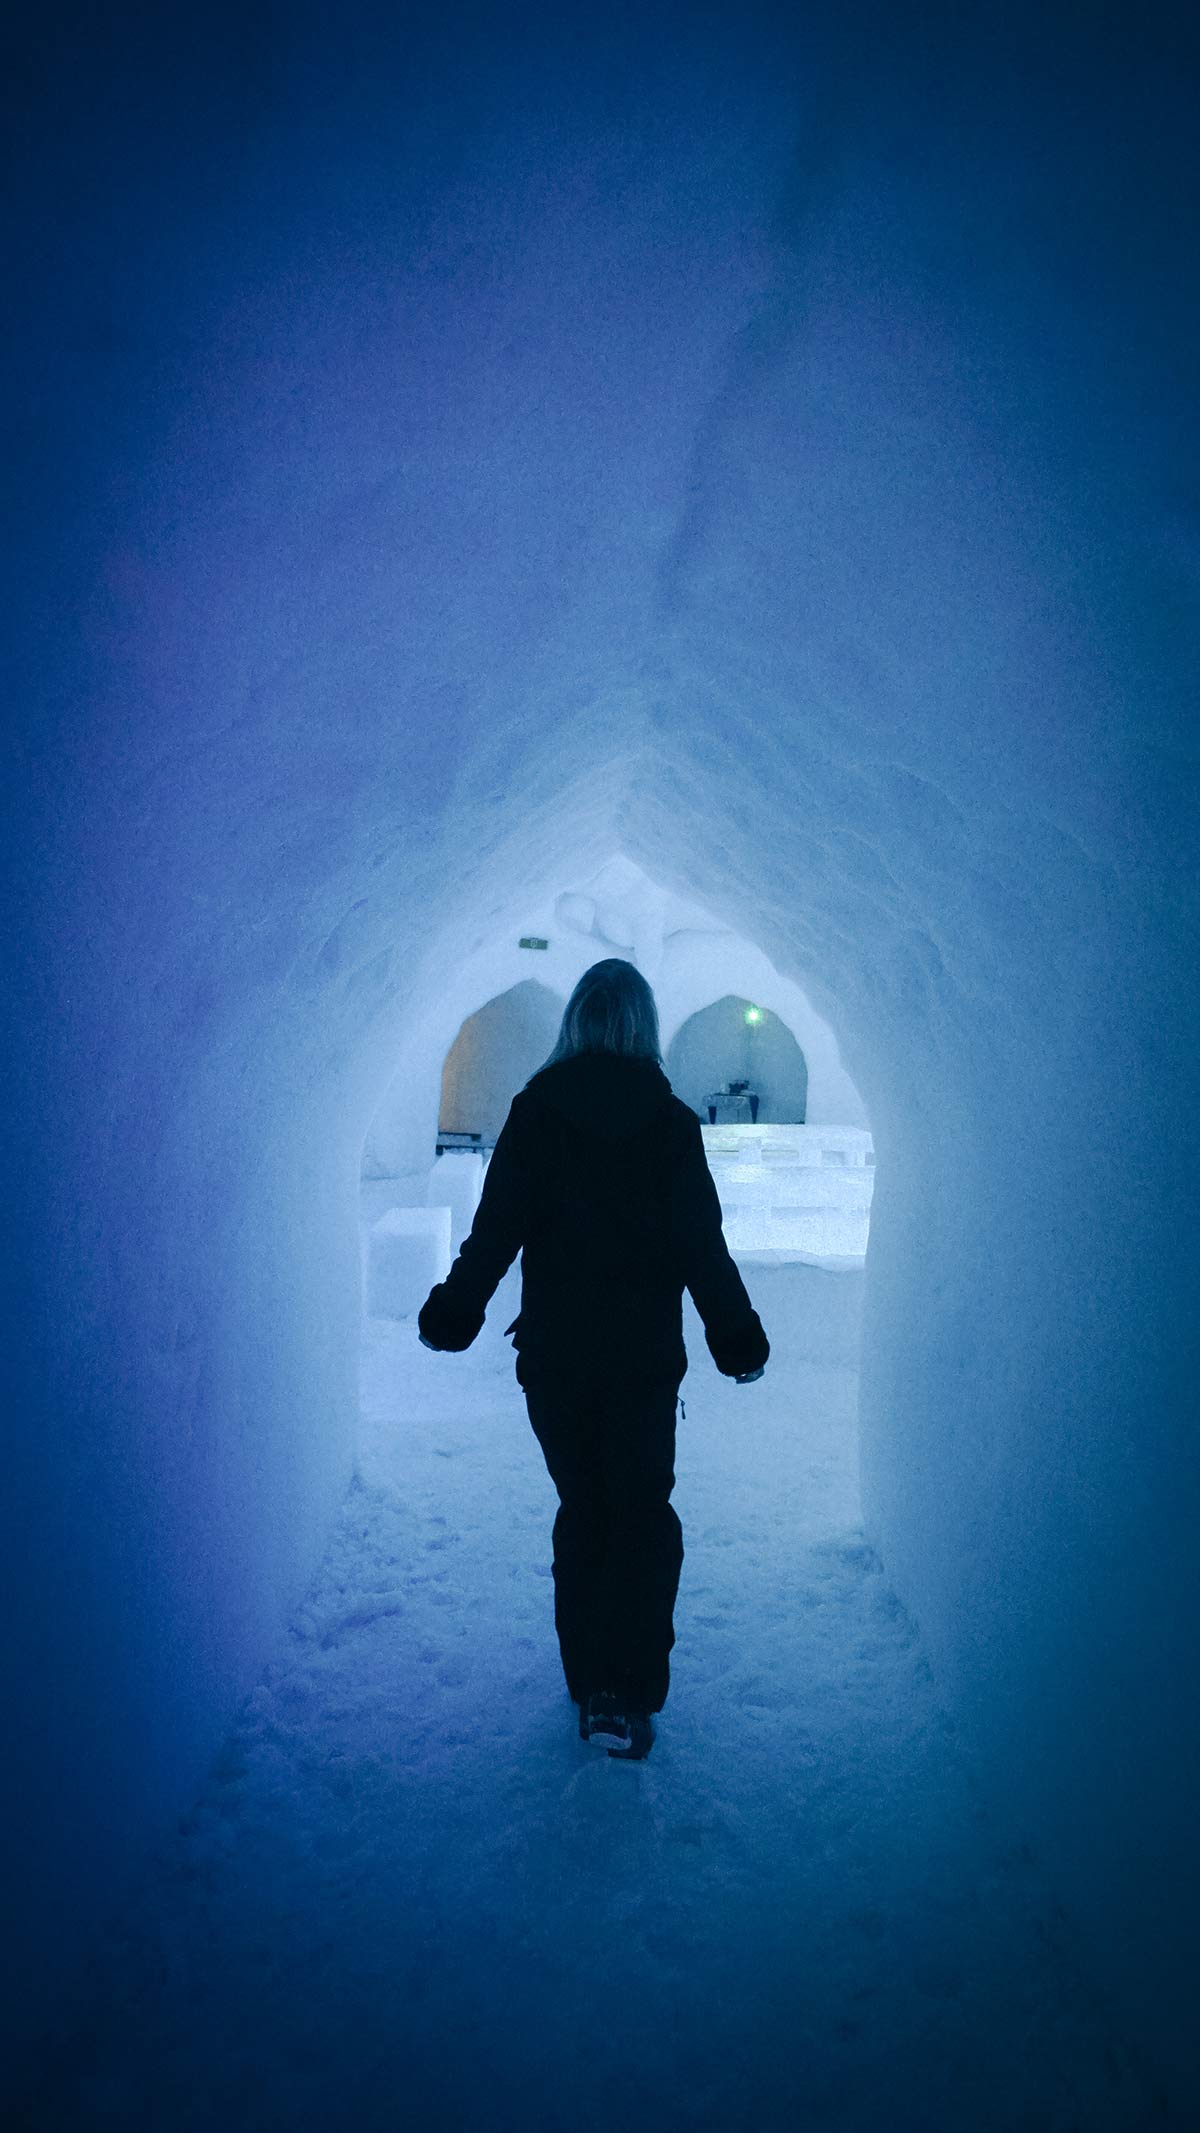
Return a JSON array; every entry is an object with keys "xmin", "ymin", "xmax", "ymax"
[
  {"xmin": 608, "ymin": 1709, "xmax": 655, "ymax": 1762},
  {"xmin": 584, "ymin": 1690, "xmax": 632, "ymax": 1753}
]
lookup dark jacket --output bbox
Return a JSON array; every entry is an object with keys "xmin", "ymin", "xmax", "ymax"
[{"xmin": 417, "ymin": 1052, "xmax": 770, "ymax": 1386}]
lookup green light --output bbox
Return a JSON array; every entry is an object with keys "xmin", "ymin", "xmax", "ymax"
[{"xmin": 745, "ymin": 1006, "xmax": 762, "ymax": 1024}]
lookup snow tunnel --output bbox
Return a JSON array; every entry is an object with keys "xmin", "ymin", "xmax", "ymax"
[{"xmin": 3, "ymin": 2, "xmax": 1197, "ymax": 2115}]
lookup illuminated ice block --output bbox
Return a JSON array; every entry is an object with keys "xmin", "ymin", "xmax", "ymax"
[
  {"xmin": 720, "ymin": 1205, "xmax": 774, "ymax": 1251},
  {"xmin": 367, "ymin": 1206, "xmax": 452, "ymax": 1320},
  {"xmin": 707, "ymin": 1125, "xmax": 875, "ymax": 1262}
]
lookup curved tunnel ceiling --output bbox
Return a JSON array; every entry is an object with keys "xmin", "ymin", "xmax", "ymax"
[{"xmin": 23, "ymin": 4, "xmax": 1189, "ymax": 1151}]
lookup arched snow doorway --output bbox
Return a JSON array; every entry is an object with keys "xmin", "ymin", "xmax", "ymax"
[
  {"xmin": 666, "ymin": 993, "xmax": 809, "ymax": 1123},
  {"xmin": 439, "ymin": 978, "xmax": 564, "ymax": 1147},
  {"xmin": 358, "ymin": 976, "xmax": 566, "ymax": 1311}
]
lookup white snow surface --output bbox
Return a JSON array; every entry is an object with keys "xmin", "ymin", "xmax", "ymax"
[{"xmin": 34, "ymin": 1267, "xmax": 1151, "ymax": 2132}]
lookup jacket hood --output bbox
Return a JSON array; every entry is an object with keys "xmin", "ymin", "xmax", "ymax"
[{"xmin": 523, "ymin": 1052, "xmax": 676, "ymax": 1141}]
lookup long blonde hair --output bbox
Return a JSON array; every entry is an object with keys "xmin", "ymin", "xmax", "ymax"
[{"xmin": 527, "ymin": 959, "xmax": 664, "ymax": 1081}]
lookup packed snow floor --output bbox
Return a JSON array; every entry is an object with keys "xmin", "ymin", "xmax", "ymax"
[{"xmin": 34, "ymin": 1264, "xmax": 1156, "ymax": 2131}]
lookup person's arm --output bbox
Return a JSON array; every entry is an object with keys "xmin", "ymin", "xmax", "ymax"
[
  {"xmin": 417, "ymin": 1099, "xmax": 532, "ymax": 1351},
  {"xmin": 675, "ymin": 1114, "xmax": 770, "ymax": 1379}
]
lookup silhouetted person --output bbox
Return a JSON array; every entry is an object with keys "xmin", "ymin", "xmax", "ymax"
[{"xmin": 418, "ymin": 959, "xmax": 769, "ymax": 1759}]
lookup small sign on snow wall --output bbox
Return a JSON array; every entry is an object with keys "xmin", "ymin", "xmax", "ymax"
[{"xmin": 519, "ymin": 936, "xmax": 549, "ymax": 950}]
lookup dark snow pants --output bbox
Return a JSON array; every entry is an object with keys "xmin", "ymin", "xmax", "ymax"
[{"xmin": 518, "ymin": 1364, "xmax": 685, "ymax": 1715}]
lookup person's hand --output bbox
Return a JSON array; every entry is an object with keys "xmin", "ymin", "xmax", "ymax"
[{"xmin": 734, "ymin": 1366, "xmax": 765, "ymax": 1384}]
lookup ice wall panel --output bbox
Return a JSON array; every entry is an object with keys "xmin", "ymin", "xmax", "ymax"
[
  {"xmin": 368, "ymin": 1206, "xmax": 452, "ymax": 1318},
  {"xmin": 425, "ymin": 1153, "xmax": 485, "ymax": 1242}
]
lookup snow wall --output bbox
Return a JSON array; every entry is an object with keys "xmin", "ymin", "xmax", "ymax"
[{"xmin": 3, "ymin": 3, "xmax": 1197, "ymax": 2109}]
